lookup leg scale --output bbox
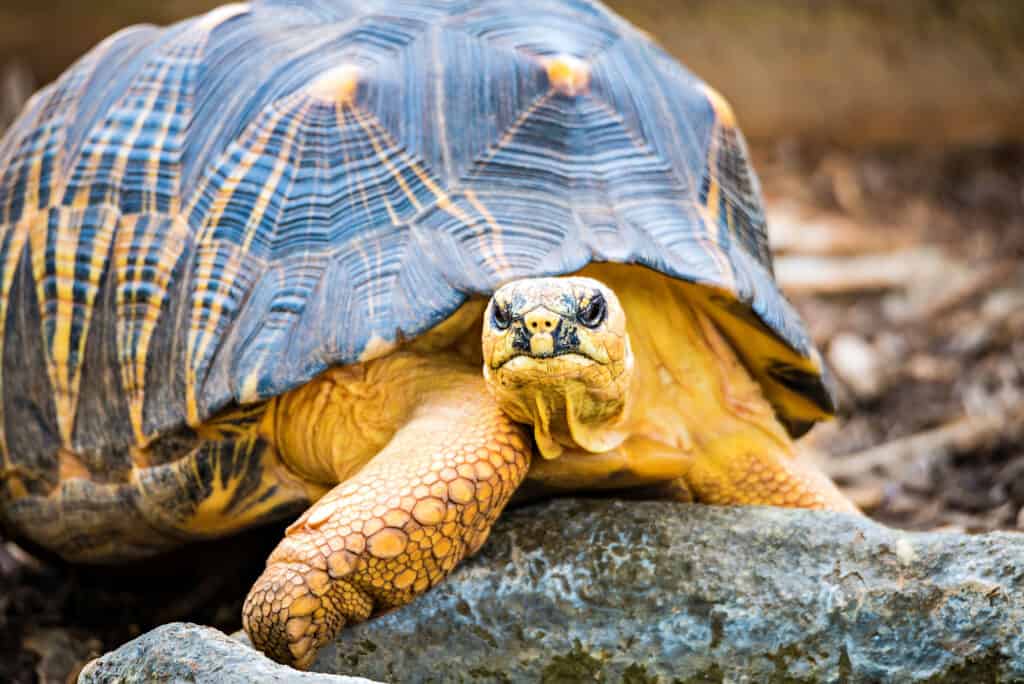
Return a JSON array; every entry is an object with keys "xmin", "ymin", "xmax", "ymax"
[{"xmin": 243, "ymin": 392, "xmax": 531, "ymax": 668}]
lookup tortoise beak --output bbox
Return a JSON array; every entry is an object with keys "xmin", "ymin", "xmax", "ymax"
[{"xmin": 509, "ymin": 307, "xmax": 581, "ymax": 360}]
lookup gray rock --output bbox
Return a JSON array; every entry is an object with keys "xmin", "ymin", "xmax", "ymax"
[
  {"xmin": 78, "ymin": 623, "xmax": 379, "ymax": 684},
  {"xmin": 313, "ymin": 499, "xmax": 1024, "ymax": 683}
]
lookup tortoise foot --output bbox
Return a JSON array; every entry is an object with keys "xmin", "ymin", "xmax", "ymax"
[{"xmin": 243, "ymin": 382, "xmax": 531, "ymax": 668}]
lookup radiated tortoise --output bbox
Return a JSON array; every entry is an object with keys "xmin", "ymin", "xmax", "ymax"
[{"xmin": 0, "ymin": 0, "xmax": 855, "ymax": 668}]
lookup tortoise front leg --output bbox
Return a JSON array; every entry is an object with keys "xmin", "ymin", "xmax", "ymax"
[
  {"xmin": 243, "ymin": 382, "xmax": 531, "ymax": 669},
  {"xmin": 681, "ymin": 435, "xmax": 858, "ymax": 513}
]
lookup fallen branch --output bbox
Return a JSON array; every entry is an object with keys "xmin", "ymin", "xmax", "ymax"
[
  {"xmin": 767, "ymin": 202, "xmax": 909, "ymax": 256},
  {"xmin": 900, "ymin": 261, "xmax": 1021, "ymax": 323},
  {"xmin": 824, "ymin": 402, "xmax": 1024, "ymax": 482},
  {"xmin": 775, "ymin": 248, "xmax": 951, "ymax": 295}
]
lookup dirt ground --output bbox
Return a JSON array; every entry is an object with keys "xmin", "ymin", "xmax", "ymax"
[
  {"xmin": 759, "ymin": 142, "xmax": 1024, "ymax": 532},
  {"xmin": 1, "ymin": 70, "xmax": 1022, "ymax": 682}
]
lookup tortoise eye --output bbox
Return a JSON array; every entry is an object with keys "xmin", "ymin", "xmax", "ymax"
[
  {"xmin": 577, "ymin": 293, "xmax": 607, "ymax": 328},
  {"xmin": 491, "ymin": 302, "xmax": 512, "ymax": 330}
]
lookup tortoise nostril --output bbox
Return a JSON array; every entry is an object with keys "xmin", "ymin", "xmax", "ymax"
[{"xmin": 524, "ymin": 308, "xmax": 559, "ymax": 335}]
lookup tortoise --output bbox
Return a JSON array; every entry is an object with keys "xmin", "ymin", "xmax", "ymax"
[{"xmin": 0, "ymin": 0, "xmax": 856, "ymax": 669}]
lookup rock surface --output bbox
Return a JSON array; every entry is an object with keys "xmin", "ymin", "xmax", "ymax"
[
  {"xmin": 311, "ymin": 499, "xmax": 1024, "ymax": 683},
  {"xmin": 78, "ymin": 623, "xmax": 379, "ymax": 684}
]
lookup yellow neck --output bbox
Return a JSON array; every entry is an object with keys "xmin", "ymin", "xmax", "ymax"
[
  {"xmin": 580, "ymin": 264, "xmax": 793, "ymax": 463},
  {"xmin": 483, "ymin": 351, "xmax": 634, "ymax": 459}
]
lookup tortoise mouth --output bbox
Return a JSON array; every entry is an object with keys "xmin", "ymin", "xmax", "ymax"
[{"xmin": 493, "ymin": 351, "xmax": 599, "ymax": 371}]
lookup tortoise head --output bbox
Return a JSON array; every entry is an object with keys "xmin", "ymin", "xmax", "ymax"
[{"xmin": 482, "ymin": 276, "xmax": 635, "ymax": 459}]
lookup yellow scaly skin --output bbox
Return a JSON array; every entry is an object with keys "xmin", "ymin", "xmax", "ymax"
[{"xmin": 243, "ymin": 265, "xmax": 856, "ymax": 668}]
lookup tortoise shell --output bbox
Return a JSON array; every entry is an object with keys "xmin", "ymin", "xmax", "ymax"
[{"xmin": 0, "ymin": 0, "xmax": 833, "ymax": 492}]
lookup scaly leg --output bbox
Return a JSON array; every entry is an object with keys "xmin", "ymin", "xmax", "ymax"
[
  {"xmin": 682, "ymin": 431, "xmax": 857, "ymax": 513},
  {"xmin": 243, "ymin": 378, "xmax": 531, "ymax": 669},
  {"xmin": 664, "ymin": 298, "xmax": 856, "ymax": 514},
  {"xmin": 521, "ymin": 432, "xmax": 850, "ymax": 511}
]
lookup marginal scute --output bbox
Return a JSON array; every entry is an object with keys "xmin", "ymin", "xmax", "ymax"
[{"xmin": 30, "ymin": 206, "xmax": 120, "ymax": 446}]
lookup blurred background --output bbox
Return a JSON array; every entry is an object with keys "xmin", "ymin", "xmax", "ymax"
[{"xmin": 1, "ymin": 1, "xmax": 1022, "ymax": 681}]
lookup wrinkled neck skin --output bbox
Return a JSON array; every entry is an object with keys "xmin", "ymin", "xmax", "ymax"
[
  {"xmin": 482, "ymin": 264, "xmax": 793, "ymax": 472},
  {"xmin": 483, "ymin": 334, "xmax": 635, "ymax": 460}
]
